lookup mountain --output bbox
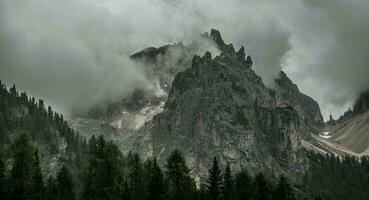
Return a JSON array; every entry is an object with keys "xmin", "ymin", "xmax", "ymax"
[
  {"xmin": 3, "ymin": 29, "xmax": 369, "ymax": 200},
  {"xmin": 95, "ymin": 29, "xmax": 325, "ymax": 176}
]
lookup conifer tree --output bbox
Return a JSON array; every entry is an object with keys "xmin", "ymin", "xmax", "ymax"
[
  {"xmin": 148, "ymin": 158, "xmax": 165, "ymax": 200},
  {"xmin": 222, "ymin": 163, "xmax": 233, "ymax": 200},
  {"xmin": 197, "ymin": 182, "xmax": 208, "ymax": 200},
  {"xmin": 233, "ymin": 169, "xmax": 252, "ymax": 200},
  {"xmin": 45, "ymin": 176, "xmax": 57, "ymax": 200},
  {"xmin": 127, "ymin": 152, "xmax": 147, "ymax": 200},
  {"xmin": 274, "ymin": 175, "xmax": 295, "ymax": 200},
  {"xmin": 10, "ymin": 132, "xmax": 39, "ymax": 200},
  {"xmin": 165, "ymin": 150, "xmax": 195, "ymax": 200},
  {"xmin": 32, "ymin": 150, "xmax": 44, "ymax": 200},
  {"xmin": 0, "ymin": 157, "xmax": 7, "ymax": 199},
  {"xmin": 206, "ymin": 157, "xmax": 222, "ymax": 200},
  {"xmin": 56, "ymin": 165, "xmax": 75, "ymax": 200},
  {"xmin": 254, "ymin": 173, "xmax": 273, "ymax": 200},
  {"xmin": 83, "ymin": 135, "xmax": 123, "ymax": 200}
]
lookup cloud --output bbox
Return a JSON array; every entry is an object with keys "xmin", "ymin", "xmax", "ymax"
[
  {"xmin": 0, "ymin": 0, "xmax": 291, "ymax": 115},
  {"xmin": 0, "ymin": 0, "xmax": 154, "ymax": 115},
  {"xmin": 1, "ymin": 0, "xmax": 368, "ymax": 120},
  {"xmin": 280, "ymin": 0, "xmax": 369, "ymax": 119}
]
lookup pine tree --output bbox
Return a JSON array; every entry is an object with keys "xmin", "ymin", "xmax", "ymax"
[
  {"xmin": 233, "ymin": 169, "xmax": 252, "ymax": 200},
  {"xmin": 197, "ymin": 182, "xmax": 208, "ymax": 200},
  {"xmin": 165, "ymin": 150, "xmax": 195, "ymax": 200},
  {"xmin": 10, "ymin": 132, "xmax": 38, "ymax": 200},
  {"xmin": 222, "ymin": 163, "xmax": 233, "ymax": 200},
  {"xmin": 274, "ymin": 175, "xmax": 295, "ymax": 200},
  {"xmin": 148, "ymin": 158, "xmax": 165, "ymax": 200},
  {"xmin": 0, "ymin": 157, "xmax": 7, "ymax": 199},
  {"xmin": 206, "ymin": 157, "xmax": 222, "ymax": 200},
  {"xmin": 56, "ymin": 165, "xmax": 75, "ymax": 200},
  {"xmin": 127, "ymin": 152, "xmax": 147, "ymax": 200},
  {"xmin": 83, "ymin": 135, "xmax": 123, "ymax": 200},
  {"xmin": 314, "ymin": 196, "xmax": 322, "ymax": 200},
  {"xmin": 254, "ymin": 173, "xmax": 273, "ymax": 200},
  {"xmin": 45, "ymin": 176, "xmax": 57, "ymax": 200},
  {"xmin": 32, "ymin": 150, "xmax": 44, "ymax": 200}
]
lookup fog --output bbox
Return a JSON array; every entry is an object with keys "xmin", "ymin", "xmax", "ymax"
[{"xmin": 1, "ymin": 0, "xmax": 368, "ymax": 120}]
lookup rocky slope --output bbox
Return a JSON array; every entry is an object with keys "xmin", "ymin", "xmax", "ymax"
[
  {"xmin": 313, "ymin": 89, "xmax": 369, "ymax": 156},
  {"xmin": 115, "ymin": 29, "xmax": 324, "ymax": 176}
]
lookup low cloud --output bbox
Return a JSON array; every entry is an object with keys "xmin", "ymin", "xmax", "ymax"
[{"xmin": 1, "ymin": 0, "xmax": 368, "ymax": 120}]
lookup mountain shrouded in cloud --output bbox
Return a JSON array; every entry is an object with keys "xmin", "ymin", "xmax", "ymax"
[{"xmin": 0, "ymin": 0, "xmax": 369, "ymax": 119}]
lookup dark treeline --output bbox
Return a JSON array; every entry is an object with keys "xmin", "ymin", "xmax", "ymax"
[
  {"xmin": 0, "ymin": 80, "xmax": 88, "ymax": 169},
  {"xmin": 2, "ymin": 81, "xmax": 369, "ymax": 200},
  {"xmin": 305, "ymin": 152, "xmax": 369, "ymax": 200},
  {"xmin": 0, "ymin": 132, "xmax": 299, "ymax": 200}
]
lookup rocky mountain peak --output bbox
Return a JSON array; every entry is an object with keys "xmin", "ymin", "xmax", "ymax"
[
  {"xmin": 71, "ymin": 29, "xmax": 324, "ymax": 178},
  {"xmin": 121, "ymin": 29, "xmax": 324, "ymax": 176}
]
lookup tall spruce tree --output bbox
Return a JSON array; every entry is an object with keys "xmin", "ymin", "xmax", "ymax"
[
  {"xmin": 222, "ymin": 163, "xmax": 233, "ymax": 200},
  {"xmin": 206, "ymin": 157, "xmax": 222, "ymax": 200},
  {"xmin": 147, "ymin": 158, "xmax": 165, "ymax": 200},
  {"xmin": 10, "ymin": 132, "xmax": 43, "ymax": 200},
  {"xmin": 274, "ymin": 175, "xmax": 295, "ymax": 200},
  {"xmin": 165, "ymin": 150, "xmax": 195, "ymax": 200},
  {"xmin": 127, "ymin": 152, "xmax": 147, "ymax": 200},
  {"xmin": 233, "ymin": 169, "xmax": 252, "ymax": 200},
  {"xmin": 254, "ymin": 173, "xmax": 273, "ymax": 200},
  {"xmin": 45, "ymin": 176, "xmax": 57, "ymax": 200},
  {"xmin": 197, "ymin": 182, "xmax": 208, "ymax": 200},
  {"xmin": 0, "ymin": 157, "xmax": 7, "ymax": 199},
  {"xmin": 83, "ymin": 135, "xmax": 123, "ymax": 200},
  {"xmin": 32, "ymin": 150, "xmax": 44, "ymax": 200},
  {"xmin": 56, "ymin": 165, "xmax": 75, "ymax": 200}
]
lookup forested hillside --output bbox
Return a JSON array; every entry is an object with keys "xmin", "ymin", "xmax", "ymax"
[
  {"xmin": 0, "ymin": 80, "xmax": 88, "ymax": 172},
  {"xmin": 305, "ymin": 152, "xmax": 369, "ymax": 200},
  {"xmin": 0, "ymin": 132, "xmax": 303, "ymax": 200},
  {"xmin": 2, "ymin": 80, "xmax": 369, "ymax": 200},
  {"xmin": 0, "ymin": 80, "xmax": 305, "ymax": 200}
]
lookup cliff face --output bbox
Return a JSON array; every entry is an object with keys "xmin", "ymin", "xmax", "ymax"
[
  {"xmin": 125, "ymin": 29, "xmax": 323, "ymax": 175},
  {"xmin": 275, "ymin": 71, "xmax": 324, "ymax": 130}
]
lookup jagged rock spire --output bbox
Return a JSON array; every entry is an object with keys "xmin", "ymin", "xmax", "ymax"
[
  {"xmin": 237, "ymin": 46, "xmax": 245, "ymax": 59},
  {"xmin": 203, "ymin": 51, "xmax": 212, "ymax": 60},
  {"xmin": 246, "ymin": 55, "xmax": 253, "ymax": 68},
  {"xmin": 210, "ymin": 29, "xmax": 225, "ymax": 48},
  {"xmin": 237, "ymin": 46, "xmax": 246, "ymax": 66},
  {"xmin": 192, "ymin": 55, "xmax": 202, "ymax": 67}
]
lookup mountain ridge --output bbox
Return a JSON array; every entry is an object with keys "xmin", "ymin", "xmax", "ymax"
[{"xmin": 117, "ymin": 29, "xmax": 324, "ymax": 176}]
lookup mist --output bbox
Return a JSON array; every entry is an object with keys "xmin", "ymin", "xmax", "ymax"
[{"xmin": 1, "ymin": 0, "xmax": 368, "ymax": 120}]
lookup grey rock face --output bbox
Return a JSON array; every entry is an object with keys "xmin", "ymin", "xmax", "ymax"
[
  {"xmin": 353, "ymin": 90, "xmax": 369, "ymax": 115},
  {"xmin": 126, "ymin": 30, "xmax": 323, "ymax": 176},
  {"xmin": 275, "ymin": 71, "xmax": 324, "ymax": 130}
]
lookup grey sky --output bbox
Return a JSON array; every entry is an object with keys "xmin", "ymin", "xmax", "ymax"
[{"xmin": 0, "ymin": 0, "xmax": 368, "ymax": 120}]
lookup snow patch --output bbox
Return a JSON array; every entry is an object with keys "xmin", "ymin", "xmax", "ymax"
[{"xmin": 319, "ymin": 131, "xmax": 331, "ymax": 139}]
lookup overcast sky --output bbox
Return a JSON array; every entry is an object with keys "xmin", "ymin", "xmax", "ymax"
[{"xmin": 0, "ymin": 0, "xmax": 368, "ymax": 120}]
